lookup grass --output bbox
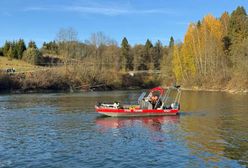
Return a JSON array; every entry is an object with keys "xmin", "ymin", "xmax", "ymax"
[{"xmin": 0, "ymin": 56, "xmax": 43, "ymax": 73}]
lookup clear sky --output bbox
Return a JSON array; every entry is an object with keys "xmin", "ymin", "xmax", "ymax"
[{"xmin": 1, "ymin": 0, "xmax": 248, "ymax": 47}]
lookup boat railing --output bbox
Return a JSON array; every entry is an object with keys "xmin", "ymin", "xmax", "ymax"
[
  {"xmin": 139, "ymin": 100, "xmax": 153, "ymax": 109},
  {"xmin": 160, "ymin": 86, "xmax": 181, "ymax": 109},
  {"xmin": 138, "ymin": 92, "xmax": 147, "ymax": 104}
]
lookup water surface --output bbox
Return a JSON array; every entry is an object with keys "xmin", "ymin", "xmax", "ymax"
[{"xmin": 0, "ymin": 90, "xmax": 247, "ymax": 167}]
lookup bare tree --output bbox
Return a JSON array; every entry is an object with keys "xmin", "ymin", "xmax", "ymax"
[
  {"xmin": 88, "ymin": 32, "xmax": 117, "ymax": 70},
  {"xmin": 56, "ymin": 27, "xmax": 79, "ymax": 75}
]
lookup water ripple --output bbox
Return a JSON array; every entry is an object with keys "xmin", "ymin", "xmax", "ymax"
[{"xmin": 0, "ymin": 91, "xmax": 247, "ymax": 167}]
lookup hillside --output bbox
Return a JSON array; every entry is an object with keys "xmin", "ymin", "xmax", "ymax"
[{"xmin": 0, "ymin": 56, "xmax": 42, "ymax": 73}]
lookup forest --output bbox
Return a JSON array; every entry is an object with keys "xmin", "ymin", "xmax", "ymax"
[{"xmin": 0, "ymin": 6, "xmax": 247, "ymax": 92}]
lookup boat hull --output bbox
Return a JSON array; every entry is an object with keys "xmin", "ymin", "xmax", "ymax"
[{"xmin": 95, "ymin": 106, "xmax": 179, "ymax": 117}]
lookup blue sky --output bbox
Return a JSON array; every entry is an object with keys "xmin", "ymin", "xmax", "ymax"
[{"xmin": 1, "ymin": 0, "xmax": 248, "ymax": 47}]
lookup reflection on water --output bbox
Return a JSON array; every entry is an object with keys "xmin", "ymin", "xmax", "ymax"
[
  {"xmin": 96, "ymin": 116, "xmax": 180, "ymax": 132},
  {"xmin": 180, "ymin": 91, "xmax": 248, "ymax": 167},
  {"xmin": 0, "ymin": 90, "xmax": 247, "ymax": 167}
]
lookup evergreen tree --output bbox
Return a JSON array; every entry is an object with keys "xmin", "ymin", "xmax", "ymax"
[
  {"xmin": 141, "ymin": 39, "xmax": 153, "ymax": 70},
  {"xmin": 169, "ymin": 36, "xmax": 174, "ymax": 49},
  {"xmin": 16, "ymin": 39, "xmax": 26, "ymax": 59},
  {"xmin": 121, "ymin": 37, "xmax": 133, "ymax": 71},
  {"xmin": 41, "ymin": 40, "xmax": 58, "ymax": 55},
  {"xmin": 153, "ymin": 40, "xmax": 163, "ymax": 70},
  {"xmin": 197, "ymin": 20, "xmax": 201, "ymax": 28},
  {"xmin": 230, "ymin": 38, "xmax": 248, "ymax": 77},
  {"xmin": 7, "ymin": 44, "xmax": 16, "ymax": 60},
  {"xmin": 12, "ymin": 41, "xmax": 18, "ymax": 59},
  {"xmin": 3, "ymin": 41, "xmax": 11, "ymax": 57},
  {"xmin": 228, "ymin": 6, "xmax": 248, "ymax": 45},
  {"xmin": 22, "ymin": 48, "xmax": 43, "ymax": 65},
  {"xmin": 28, "ymin": 41, "xmax": 37, "ymax": 49},
  {"xmin": 228, "ymin": 6, "xmax": 248, "ymax": 68},
  {"xmin": 132, "ymin": 44, "xmax": 144, "ymax": 70}
]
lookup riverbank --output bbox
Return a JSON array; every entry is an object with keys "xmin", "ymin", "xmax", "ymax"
[
  {"xmin": 0, "ymin": 68, "xmax": 247, "ymax": 94},
  {"xmin": 0, "ymin": 68, "xmax": 160, "ymax": 93},
  {"xmin": 180, "ymin": 86, "xmax": 248, "ymax": 94}
]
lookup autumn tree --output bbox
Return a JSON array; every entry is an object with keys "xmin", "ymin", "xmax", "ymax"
[
  {"xmin": 161, "ymin": 37, "xmax": 174, "ymax": 80},
  {"xmin": 220, "ymin": 12, "xmax": 230, "ymax": 35},
  {"xmin": 171, "ymin": 14, "xmax": 228, "ymax": 84},
  {"xmin": 172, "ymin": 44, "xmax": 184, "ymax": 81}
]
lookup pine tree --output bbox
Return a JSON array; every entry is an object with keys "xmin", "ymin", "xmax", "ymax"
[
  {"xmin": 228, "ymin": 6, "xmax": 248, "ymax": 69},
  {"xmin": 228, "ymin": 6, "xmax": 248, "ymax": 45},
  {"xmin": 141, "ymin": 39, "xmax": 153, "ymax": 70},
  {"xmin": 28, "ymin": 41, "xmax": 37, "ymax": 49},
  {"xmin": 3, "ymin": 41, "xmax": 11, "ymax": 57},
  {"xmin": 7, "ymin": 44, "xmax": 15, "ymax": 60},
  {"xmin": 22, "ymin": 48, "xmax": 43, "ymax": 65},
  {"xmin": 121, "ymin": 37, "xmax": 132, "ymax": 71},
  {"xmin": 153, "ymin": 40, "xmax": 163, "ymax": 70},
  {"xmin": 169, "ymin": 36, "xmax": 174, "ymax": 49},
  {"xmin": 16, "ymin": 39, "xmax": 26, "ymax": 59},
  {"xmin": 132, "ymin": 44, "xmax": 144, "ymax": 70},
  {"xmin": 12, "ymin": 41, "xmax": 18, "ymax": 59}
]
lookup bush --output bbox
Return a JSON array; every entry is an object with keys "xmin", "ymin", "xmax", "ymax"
[
  {"xmin": 21, "ymin": 70, "xmax": 70, "ymax": 91},
  {"xmin": 0, "ymin": 72, "xmax": 20, "ymax": 91},
  {"xmin": 22, "ymin": 48, "xmax": 43, "ymax": 65}
]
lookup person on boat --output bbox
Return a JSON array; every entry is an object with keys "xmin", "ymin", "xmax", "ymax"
[{"xmin": 150, "ymin": 95, "xmax": 161, "ymax": 109}]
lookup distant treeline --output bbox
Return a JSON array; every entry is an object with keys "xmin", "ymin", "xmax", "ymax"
[{"xmin": 0, "ymin": 6, "xmax": 247, "ymax": 91}]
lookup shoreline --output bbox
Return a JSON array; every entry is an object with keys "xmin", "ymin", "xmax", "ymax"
[
  {"xmin": 180, "ymin": 87, "xmax": 248, "ymax": 94},
  {"xmin": 1, "ymin": 85, "xmax": 247, "ymax": 95}
]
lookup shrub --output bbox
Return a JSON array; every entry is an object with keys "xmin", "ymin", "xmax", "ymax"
[
  {"xmin": 0, "ymin": 72, "xmax": 20, "ymax": 91},
  {"xmin": 22, "ymin": 48, "xmax": 43, "ymax": 65}
]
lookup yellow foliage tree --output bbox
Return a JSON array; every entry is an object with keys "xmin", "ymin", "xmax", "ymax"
[
  {"xmin": 182, "ymin": 24, "xmax": 197, "ymax": 79},
  {"xmin": 173, "ymin": 14, "xmax": 225, "ymax": 84},
  {"xmin": 200, "ymin": 14, "xmax": 224, "ymax": 78},
  {"xmin": 220, "ymin": 12, "xmax": 230, "ymax": 36},
  {"xmin": 172, "ymin": 45, "xmax": 184, "ymax": 81}
]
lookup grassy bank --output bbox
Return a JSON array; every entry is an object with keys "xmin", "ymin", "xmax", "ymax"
[{"xmin": 0, "ymin": 57, "xmax": 43, "ymax": 72}]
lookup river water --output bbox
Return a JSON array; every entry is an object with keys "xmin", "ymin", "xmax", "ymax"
[{"xmin": 0, "ymin": 90, "xmax": 247, "ymax": 168}]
